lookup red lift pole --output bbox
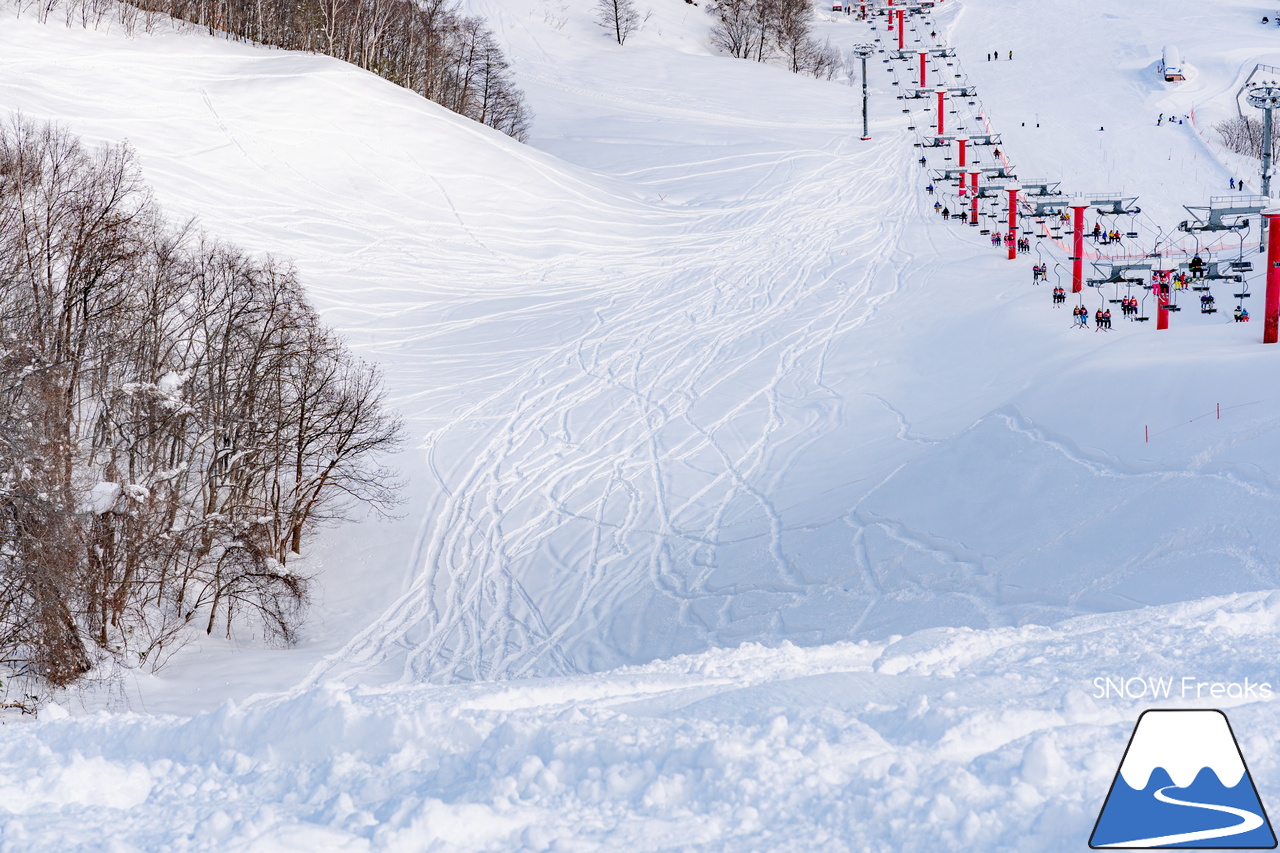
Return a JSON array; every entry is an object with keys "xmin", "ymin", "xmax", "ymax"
[
  {"xmin": 1006, "ymin": 184, "xmax": 1020, "ymax": 260},
  {"xmin": 1265, "ymin": 207, "xmax": 1280, "ymax": 343},
  {"xmin": 969, "ymin": 171, "xmax": 980, "ymax": 224},
  {"xmin": 956, "ymin": 136, "xmax": 968, "ymax": 196},
  {"xmin": 935, "ymin": 88, "xmax": 947, "ymax": 135},
  {"xmin": 1156, "ymin": 271, "xmax": 1170, "ymax": 331},
  {"xmin": 1071, "ymin": 197, "xmax": 1088, "ymax": 293},
  {"xmin": 887, "ymin": 0, "xmax": 894, "ymax": 29},
  {"xmin": 918, "ymin": 50, "xmax": 929, "ymax": 87},
  {"xmin": 897, "ymin": 9, "xmax": 905, "ymax": 48}
]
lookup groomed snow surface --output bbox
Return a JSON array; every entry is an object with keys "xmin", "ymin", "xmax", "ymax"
[{"xmin": 5, "ymin": 0, "xmax": 1280, "ymax": 849}]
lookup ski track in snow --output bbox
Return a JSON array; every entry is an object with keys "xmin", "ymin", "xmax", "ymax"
[
  {"xmin": 298, "ymin": 133, "xmax": 921, "ymax": 685},
  {"xmin": 8, "ymin": 1, "xmax": 1280, "ymax": 848},
  {"xmin": 291, "ymin": 0, "xmax": 1280, "ymax": 686}
]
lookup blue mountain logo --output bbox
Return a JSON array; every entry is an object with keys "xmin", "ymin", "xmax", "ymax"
[{"xmin": 1091, "ymin": 709, "xmax": 1277, "ymax": 848}]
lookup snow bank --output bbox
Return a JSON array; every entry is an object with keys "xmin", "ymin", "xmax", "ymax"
[{"xmin": 4, "ymin": 595, "xmax": 1280, "ymax": 850}]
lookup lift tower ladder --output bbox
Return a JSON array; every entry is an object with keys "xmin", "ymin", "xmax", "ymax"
[
  {"xmin": 1029, "ymin": 195, "xmax": 1072, "ymax": 217},
  {"xmin": 889, "ymin": 46, "xmax": 956, "ymax": 61},
  {"xmin": 901, "ymin": 85, "xmax": 978, "ymax": 99},
  {"xmin": 1014, "ymin": 180, "xmax": 1062, "ymax": 198},
  {"xmin": 1179, "ymin": 195, "xmax": 1268, "ymax": 232},
  {"xmin": 921, "ymin": 132, "xmax": 1001, "ymax": 148},
  {"xmin": 1081, "ymin": 194, "xmax": 1141, "ymax": 216},
  {"xmin": 1087, "ymin": 262, "xmax": 1152, "ymax": 286},
  {"xmin": 935, "ymin": 165, "xmax": 1016, "ymax": 182}
]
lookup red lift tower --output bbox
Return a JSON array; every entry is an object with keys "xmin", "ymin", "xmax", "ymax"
[{"xmin": 1265, "ymin": 207, "xmax": 1280, "ymax": 343}]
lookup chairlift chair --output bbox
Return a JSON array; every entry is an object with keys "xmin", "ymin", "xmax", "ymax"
[{"xmin": 1133, "ymin": 292, "xmax": 1150, "ymax": 321}]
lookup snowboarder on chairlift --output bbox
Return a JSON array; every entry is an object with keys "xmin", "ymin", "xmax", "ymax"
[
  {"xmin": 934, "ymin": 200, "xmax": 942, "ymax": 212},
  {"xmin": 926, "ymin": 183, "xmax": 935, "ymax": 194},
  {"xmin": 1189, "ymin": 254, "xmax": 1204, "ymax": 276},
  {"xmin": 941, "ymin": 206, "xmax": 950, "ymax": 217},
  {"xmin": 1103, "ymin": 308, "xmax": 1112, "ymax": 329}
]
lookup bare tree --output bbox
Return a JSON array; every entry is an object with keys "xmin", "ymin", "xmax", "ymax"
[
  {"xmin": 708, "ymin": 0, "xmax": 762, "ymax": 59},
  {"xmin": 707, "ymin": 0, "xmax": 835, "ymax": 77},
  {"xmin": 1217, "ymin": 115, "xmax": 1278, "ymax": 161},
  {"xmin": 596, "ymin": 0, "xmax": 641, "ymax": 46},
  {"xmin": 0, "ymin": 116, "xmax": 404, "ymax": 688}
]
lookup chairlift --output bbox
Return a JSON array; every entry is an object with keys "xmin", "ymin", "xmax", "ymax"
[
  {"xmin": 1134, "ymin": 292, "xmax": 1150, "ymax": 321},
  {"xmin": 1123, "ymin": 211, "xmax": 1140, "ymax": 240}
]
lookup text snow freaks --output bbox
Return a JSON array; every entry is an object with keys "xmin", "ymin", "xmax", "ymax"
[{"xmin": 1091, "ymin": 676, "xmax": 1273, "ymax": 701}]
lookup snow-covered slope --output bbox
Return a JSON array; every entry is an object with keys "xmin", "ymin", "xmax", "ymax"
[
  {"xmin": 7, "ymin": 592, "xmax": 1280, "ymax": 851},
  {"xmin": 9, "ymin": 0, "xmax": 1280, "ymax": 694},
  {"xmin": 5, "ymin": 0, "xmax": 1280, "ymax": 847}
]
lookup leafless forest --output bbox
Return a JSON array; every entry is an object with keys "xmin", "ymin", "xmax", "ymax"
[
  {"xmin": 19, "ymin": 0, "xmax": 532, "ymax": 141},
  {"xmin": 0, "ymin": 117, "xmax": 402, "ymax": 688},
  {"xmin": 707, "ymin": 0, "xmax": 842, "ymax": 78},
  {"xmin": 1216, "ymin": 114, "xmax": 1279, "ymax": 162}
]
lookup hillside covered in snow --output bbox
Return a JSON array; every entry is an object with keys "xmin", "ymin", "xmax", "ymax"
[{"xmin": 4, "ymin": 0, "xmax": 1280, "ymax": 849}]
